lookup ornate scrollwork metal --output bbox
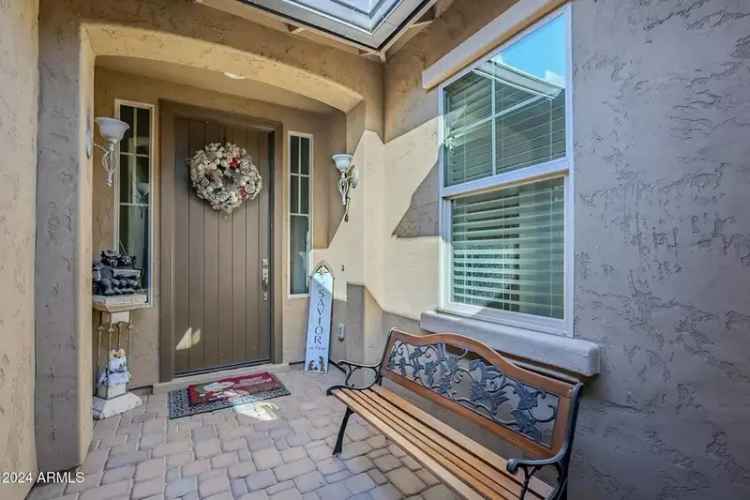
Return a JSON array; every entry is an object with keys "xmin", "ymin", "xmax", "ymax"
[{"xmin": 385, "ymin": 340, "xmax": 559, "ymax": 447}]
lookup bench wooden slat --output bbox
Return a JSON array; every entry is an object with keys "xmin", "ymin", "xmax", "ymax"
[
  {"xmin": 343, "ymin": 388, "xmax": 541, "ymax": 500},
  {"xmin": 334, "ymin": 389, "xmax": 486, "ymax": 500},
  {"xmin": 371, "ymin": 385, "xmax": 554, "ymax": 498}
]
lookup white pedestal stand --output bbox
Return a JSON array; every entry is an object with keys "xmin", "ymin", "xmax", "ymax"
[{"xmin": 92, "ymin": 295, "xmax": 148, "ymax": 419}]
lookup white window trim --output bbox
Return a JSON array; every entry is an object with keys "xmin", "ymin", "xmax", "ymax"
[
  {"xmin": 287, "ymin": 131, "xmax": 314, "ymax": 298},
  {"xmin": 113, "ymin": 99, "xmax": 156, "ymax": 305},
  {"xmin": 437, "ymin": 4, "xmax": 574, "ymax": 337}
]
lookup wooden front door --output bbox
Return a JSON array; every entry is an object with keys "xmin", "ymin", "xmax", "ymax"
[{"xmin": 160, "ymin": 102, "xmax": 273, "ymax": 376}]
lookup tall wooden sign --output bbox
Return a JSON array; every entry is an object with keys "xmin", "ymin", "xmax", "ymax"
[{"xmin": 304, "ymin": 264, "xmax": 333, "ymax": 373}]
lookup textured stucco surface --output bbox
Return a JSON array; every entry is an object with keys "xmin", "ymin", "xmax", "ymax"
[
  {"xmin": 379, "ymin": 0, "xmax": 750, "ymax": 498},
  {"xmin": 37, "ymin": 0, "xmax": 384, "ymax": 471},
  {"xmin": 0, "ymin": 1, "xmax": 39, "ymax": 499},
  {"xmin": 93, "ymin": 67, "xmax": 346, "ymax": 386}
]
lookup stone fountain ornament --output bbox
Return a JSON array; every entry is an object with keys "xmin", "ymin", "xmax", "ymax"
[{"xmin": 92, "ymin": 250, "xmax": 146, "ymax": 419}]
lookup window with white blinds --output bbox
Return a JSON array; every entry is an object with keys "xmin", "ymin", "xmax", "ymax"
[
  {"xmin": 451, "ymin": 178, "xmax": 565, "ymax": 319},
  {"xmin": 440, "ymin": 7, "xmax": 571, "ymax": 329}
]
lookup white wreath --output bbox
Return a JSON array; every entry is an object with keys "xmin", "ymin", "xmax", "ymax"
[{"xmin": 189, "ymin": 142, "xmax": 262, "ymax": 214}]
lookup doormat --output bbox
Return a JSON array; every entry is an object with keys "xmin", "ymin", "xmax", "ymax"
[{"xmin": 168, "ymin": 371, "xmax": 290, "ymax": 419}]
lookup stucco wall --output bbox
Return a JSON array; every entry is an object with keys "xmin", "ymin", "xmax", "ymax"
[
  {"xmin": 93, "ymin": 67, "xmax": 346, "ymax": 385},
  {"xmin": 0, "ymin": 1, "xmax": 39, "ymax": 499},
  {"xmin": 381, "ymin": 0, "xmax": 750, "ymax": 498}
]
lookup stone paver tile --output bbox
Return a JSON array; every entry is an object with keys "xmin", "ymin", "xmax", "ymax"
[
  {"xmin": 245, "ymin": 469, "xmax": 277, "ymax": 491},
  {"xmin": 370, "ymin": 483, "xmax": 402, "ymax": 500},
  {"xmin": 248, "ymin": 437, "xmax": 275, "ymax": 452},
  {"xmin": 229, "ymin": 461, "xmax": 257, "ymax": 479},
  {"xmin": 165, "ymin": 477, "xmax": 197, "ymax": 499},
  {"xmin": 267, "ymin": 480, "xmax": 294, "ymax": 495},
  {"xmin": 140, "ymin": 433, "xmax": 166, "ymax": 450},
  {"xmin": 132, "ymin": 478, "xmax": 164, "ymax": 499},
  {"xmin": 314, "ymin": 483, "xmax": 349, "ymax": 498},
  {"xmin": 143, "ymin": 418, "xmax": 166, "ymax": 435},
  {"xmin": 28, "ymin": 483, "xmax": 67, "ymax": 500},
  {"xmin": 205, "ymin": 492, "xmax": 233, "ymax": 500},
  {"xmin": 66, "ymin": 473, "xmax": 101, "ymax": 494},
  {"xmin": 167, "ymin": 451, "xmax": 194, "ymax": 467},
  {"xmin": 281, "ymin": 447, "xmax": 307, "ymax": 463},
  {"xmin": 106, "ymin": 450, "xmax": 149, "ymax": 470},
  {"xmin": 285, "ymin": 432, "xmax": 311, "ymax": 447},
  {"xmin": 316, "ymin": 457, "xmax": 345, "ymax": 475},
  {"xmin": 78, "ymin": 479, "xmax": 131, "ymax": 500},
  {"xmin": 274, "ymin": 458, "xmax": 316, "ymax": 481},
  {"xmin": 198, "ymin": 473, "xmax": 231, "ymax": 497},
  {"xmin": 368, "ymin": 448, "xmax": 389, "ymax": 459},
  {"xmin": 152, "ymin": 440, "xmax": 192, "ymax": 459},
  {"xmin": 368, "ymin": 468, "xmax": 387, "ymax": 486},
  {"xmin": 346, "ymin": 424, "xmax": 370, "ymax": 442},
  {"xmin": 304, "ymin": 443, "xmax": 330, "ymax": 461},
  {"xmin": 366, "ymin": 435, "xmax": 387, "ymax": 449},
  {"xmin": 211, "ymin": 451, "xmax": 238, "ymax": 469},
  {"xmin": 253, "ymin": 448, "xmax": 283, "ymax": 470},
  {"xmin": 238, "ymin": 491, "xmax": 268, "ymax": 500},
  {"xmin": 415, "ymin": 469, "xmax": 439, "ymax": 487},
  {"xmin": 192, "ymin": 426, "xmax": 218, "ymax": 442},
  {"xmin": 401, "ymin": 456, "xmax": 421, "ymax": 471},
  {"xmin": 422, "ymin": 484, "xmax": 459, "ymax": 500},
  {"xmin": 325, "ymin": 470, "xmax": 350, "ymax": 484},
  {"xmin": 344, "ymin": 472, "xmax": 376, "ymax": 495},
  {"xmin": 345, "ymin": 455, "xmax": 374, "ymax": 474},
  {"xmin": 386, "ymin": 468, "xmax": 426, "ymax": 496},
  {"xmin": 302, "ymin": 493, "xmax": 318, "ymax": 500},
  {"xmin": 340, "ymin": 441, "xmax": 370, "ymax": 460},
  {"xmin": 222, "ymin": 436, "xmax": 247, "ymax": 452},
  {"xmin": 101, "ymin": 465, "xmax": 135, "ymax": 485},
  {"xmin": 373, "ymin": 454, "xmax": 401, "ymax": 472},
  {"xmin": 135, "ymin": 458, "xmax": 166, "ymax": 481},
  {"xmin": 269, "ymin": 488, "xmax": 302, "ymax": 500},
  {"xmin": 80, "ymin": 449, "xmax": 109, "ymax": 474},
  {"xmin": 388, "ymin": 445, "xmax": 406, "ymax": 458},
  {"xmin": 195, "ymin": 438, "xmax": 222, "ymax": 459},
  {"xmin": 294, "ymin": 471, "xmax": 325, "ymax": 493},
  {"xmin": 231, "ymin": 478, "xmax": 248, "ymax": 497},
  {"xmin": 182, "ymin": 459, "xmax": 211, "ymax": 477}
]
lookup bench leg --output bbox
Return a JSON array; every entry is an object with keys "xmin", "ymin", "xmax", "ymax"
[{"xmin": 333, "ymin": 407, "xmax": 353, "ymax": 455}]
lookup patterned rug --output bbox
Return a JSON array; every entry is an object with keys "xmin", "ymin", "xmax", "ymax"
[{"xmin": 168, "ymin": 371, "xmax": 290, "ymax": 419}]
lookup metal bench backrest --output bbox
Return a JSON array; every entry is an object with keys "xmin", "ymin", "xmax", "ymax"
[{"xmin": 379, "ymin": 328, "xmax": 580, "ymax": 459}]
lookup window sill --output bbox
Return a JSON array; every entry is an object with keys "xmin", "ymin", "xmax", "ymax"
[{"xmin": 419, "ymin": 309, "xmax": 600, "ymax": 377}]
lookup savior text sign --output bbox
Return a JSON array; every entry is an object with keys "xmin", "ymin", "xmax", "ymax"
[{"xmin": 304, "ymin": 264, "xmax": 333, "ymax": 373}]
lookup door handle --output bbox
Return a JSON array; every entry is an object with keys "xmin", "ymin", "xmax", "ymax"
[{"xmin": 261, "ymin": 258, "xmax": 270, "ymax": 300}]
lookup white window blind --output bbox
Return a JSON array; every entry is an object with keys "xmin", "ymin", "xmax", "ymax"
[{"xmin": 451, "ymin": 177, "xmax": 564, "ymax": 319}]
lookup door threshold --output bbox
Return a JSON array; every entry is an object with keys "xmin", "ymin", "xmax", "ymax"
[{"xmin": 153, "ymin": 362, "xmax": 290, "ymax": 394}]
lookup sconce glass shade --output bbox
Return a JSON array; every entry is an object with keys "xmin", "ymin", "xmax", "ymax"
[
  {"xmin": 331, "ymin": 153, "xmax": 353, "ymax": 174},
  {"xmin": 95, "ymin": 117, "xmax": 129, "ymax": 144}
]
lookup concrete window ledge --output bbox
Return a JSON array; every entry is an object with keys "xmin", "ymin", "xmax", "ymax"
[{"xmin": 420, "ymin": 310, "xmax": 600, "ymax": 377}]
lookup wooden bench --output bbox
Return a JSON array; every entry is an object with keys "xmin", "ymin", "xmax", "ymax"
[{"xmin": 326, "ymin": 328, "xmax": 583, "ymax": 500}]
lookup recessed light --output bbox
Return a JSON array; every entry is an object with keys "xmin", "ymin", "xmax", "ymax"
[{"xmin": 223, "ymin": 72, "xmax": 247, "ymax": 80}]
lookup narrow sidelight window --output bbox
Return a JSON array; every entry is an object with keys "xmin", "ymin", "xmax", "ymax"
[
  {"xmin": 115, "ymin": 101, "xmax": 154, "ymax": 299},
  {"xmin": 289, "ymin": 133, "xmax": 312, "ymax": 295},
  {"xmin": 440, "ymin": 7, "xmax": 572, "ymax": 333}
]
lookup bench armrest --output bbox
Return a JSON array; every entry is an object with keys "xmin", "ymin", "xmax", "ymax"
[{"xmin": 326, "ymin": 360, "xmax": 382, "ymax": 394}]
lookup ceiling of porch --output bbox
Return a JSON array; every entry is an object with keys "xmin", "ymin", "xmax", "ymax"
[{"xmin": 95, "ymin": 56, "xmax": 338, "ymax": 115}]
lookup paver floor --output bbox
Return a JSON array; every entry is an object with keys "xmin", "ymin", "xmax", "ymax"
[{"xmin": 29, "ymin": 366, "xmax": 458, "ymax": 500}]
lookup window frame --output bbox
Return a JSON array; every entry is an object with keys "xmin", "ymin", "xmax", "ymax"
[
  {"xmin": 113, "ymin": 99, "xmax": 156, "ymax": 304},
  {"xmin": 437, "ymin": 4, "xmax": 574, "ymax": 337},
  {"xmin": 287, "ymin": 131, "xmax": 314, "ymax": 298}
]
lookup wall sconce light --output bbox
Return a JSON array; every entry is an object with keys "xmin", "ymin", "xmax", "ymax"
[
  {"xmin": 95, "ymin": 117, "xmax": 130, "ymax": 188},
  {"xmin": 331, "ymin": 153, "xmax": 357, "ymax": 222}
]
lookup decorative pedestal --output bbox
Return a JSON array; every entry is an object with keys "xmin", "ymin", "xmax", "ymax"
[{"xmin": 92, "ymin": 294, "xmax": 148, "ymax": 419}]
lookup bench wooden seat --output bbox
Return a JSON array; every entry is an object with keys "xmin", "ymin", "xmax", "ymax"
[{"xmin": 327, "ymin": 329, "xmax": 583, "ymax": 500}]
